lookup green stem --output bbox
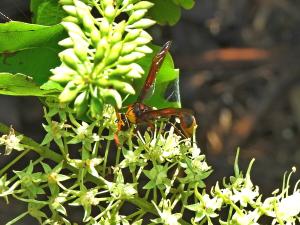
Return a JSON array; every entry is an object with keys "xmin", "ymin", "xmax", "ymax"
[
  {"xmin": 102, "ymin": 140, "xmax": 111, "ymax": 177},
  {"xmin": 6, "ymin": 211, "xmax": 29, "ymax": 225},
  {"xmin": 0, "ymin": 149, "xmax": 30, "ymax": 176}
]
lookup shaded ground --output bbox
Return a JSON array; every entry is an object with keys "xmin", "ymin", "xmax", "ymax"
[{"xmin": 1, "ymin": 0, "xmax": 300, "ymax": 223}]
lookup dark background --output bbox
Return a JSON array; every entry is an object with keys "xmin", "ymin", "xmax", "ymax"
[{"xmin": 1, "ymin": 0, "xmax": 300, "ymax": 224}]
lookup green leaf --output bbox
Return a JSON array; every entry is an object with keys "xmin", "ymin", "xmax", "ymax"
[
  {"xmin": 124, "ymin": 44, "xmax": 181, "ymax": 109},
  {"xmin": 148, "ymin": 0, "xmax": 181, "ymax": 25},
  {"xmin": 173, "ymin": 0, "xmax": 195, "ymax": 9},
  {"xmin": 0, "ymin": 22, "xmax": 64, "ymax": 52},
  {"xmin": 33, "ymin": 0, "xmax": 67, "ymax": 25},
  {"xmin": 0, "ymin": 22, "xmax": 66, "ymax": 84},
  {"xmin": 0, "ymin": 73, "xmax": 56, "ymax": 96}
]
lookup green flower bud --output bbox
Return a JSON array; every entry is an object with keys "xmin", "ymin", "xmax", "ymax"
[
  {"xmin": 128, "ymin": 18, "xmax": 155, "ymax": 29},
  {"xmin": 124, "ymin": 63, "xmax": 145, "ymax": 79},
  {"xmin": 59, "ymin": 49, "xmax": 81, "ymax": 71},
  {"xmin": 59, "ymin": 37, "xmax": 74, "ymax": 48},
  {"xmin": 61, "ymin": 22, "xmax": 85, "ymax": 38},
  {"xmin": 74, "ymin": 0, "xmax": 90, "ymax": 17},
  {"xmin": 130, "ymin": 63, "xmax": 144, "ymax": 74},
  {"xmin": 74, "ymin": 44, "xmax": 88, "ymax": 62},
  {"xmin": 124, "ymin": 29, "xmax": 141, "ymax": 42},
  {"xmin": 132, "ymin": 1, "xmax": 154, "ymax": 10},
  {"xmin": 135, "ymin": 45, "xmax": 152, "ymax": 54},
  {"xmin": 50, "ymin": 65, "xmax": 77, "ymax": 82},
  {"xmin": 98, "ymin": 79, "xmax": 135, "ymax": 94},
  {"xmin": 106, "ymin": 42, "xmax": 123, "ymax": 65},
  {"xmin": 100, "ymin": 18, "xmax": 110, "ymax": 36},
  {"xmin": 59, "ymin": 0, "xmax": 73, "ymax": 5},
  {"xmin": 111, "ymin": 21, "xmax": 126, "ymax": 43},
  {"xmin": 120, "ymin": 42, "xmax": 137, "ymax": 55},
  {"xmin": 62, "ymin": 5, "xmax": 77, "ymax": 17},
  {"xmin": 82, "ymin": 15, "xmax": 95, "ymax": 33},
  {"xmin": 102, "ymin": 89, "xmax": 122, "ymax": 109},
  {"xmin": 94, "ymin": 38, "xmax": 107, "ymax": 64},
  {"xmin": 118, "ymin": 52, "xmax": 145, "ymax": 64},
  {"xmin": 74, "ymin": 91, "xmax": 89, "ymax": 117},
  {"xmin": 103, "ymin": 0, "xmax": 114, "ymax": 8},
  {"xmin": 135, "ymin": 30, "xmax": 152, "ymax": 45},
  {"xmin": 123, "ymin": 3, "xmax": 133, "ymax": 11},
  {"xmin": 90, "ymin": 28, "xmax": 101, "ymax": 46},
  {"xmin": 104, "ymin": 5, "xmax": 116, "ymax": 22},
  {"xmin": 59, "ymin": 80, "xmax": 84, "ymax": 103},
  {"xmin": 126, "ymin": 68, "xmax": 142, "ymax": 78},
  {"xmin": 62, "ymin": 16, "xmax": 80, "ymax": 24},
  {"xmin": 109, "ymin": 65, "xmax": 132, "ymax": 76},
  {"xmin": 127, "ymin": 9, "xmax": 147, "ymax": 25}
]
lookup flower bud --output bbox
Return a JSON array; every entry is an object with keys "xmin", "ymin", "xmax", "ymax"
[
  {"xmin": 121, "ymin": 42, "xmax": 137, "ymax": 55},
  {"xmin": 74, "ymin": 44, "xmax": 88, "ymax": 62},
  {"xmin": 130, "ymin": 63, "xmax": 144, "ymax": 74},
  {"xmin": 62, "ymin": 16, "xmax": 80, "ymax": 24},
  {"xmin": 59, "ymin": 0, "xmax": 73, "ymax": 5},
  {"xmin": 128, "ymin": 18, "xmax": 155, "ymax": 29},
  {"xmin": 61, "ymin": 22, "xmax": 85, "ymax": 37},
  {"xmin": 100, "ymin": 18, "xmax": 110, "ymax": 36},
  {"xmin": 98, "ymin": 79, "xmax": 135, "ymax": 94},
  {"xmin": 50, "ymin": 66, "xmax": 77, "ymax": 82},
  {"xmin": 127, "ymin": 9, "xmax": 147, "ymax": 25},
  {"xmin": 135, "ymin": 45, "xmax": 152, "ymax": 54},
  {"xmin": 62, "ymin": 5, "xmax": 77, "ymax": 17},
  {"xmin": 82, "ymin": 15, "xmax": 95, "ymax": 33},
  {"xmin": 132, "ymin": 1, "xmax": 154, "ymax": 10},
  {"xmin": 94, "ymin": 38, "xmax": 107, "ymax": 64},
  {"xmin": 106, "ymin": 42, "xmax": 123, "ymax": 65},
  {"xmin": 111, "ymin": 21, "xmax": 126, "ymax": 43},
  {"xmin": 59, "ymin": 49, "xmax": 81, "ymax": 71},
  {"xmin": 59, "ymin": 80, "xmax": 84, "ymax": 103},
  {"xmin": 109, "ymin": 65, "xmax": 132, "ymax": 76},
  {"xmin": 90, "ymin": 27, "xmax": 101, "ymax": 46},
  {"xmin": 104, "ymin": 5, "xmax": 116, "ymax": 22},
  {"xmin": 74, "ymin": 91, "xmax": 89, "ymax": 117},
  {"xmin": 126, "ymin": 69, "xmax": 142, "ymax": 78},
  {"xmin": 102, "ymin": 89, "xmax": 122, "ymax": 109},
  {"xmin": 118, "ymin": 52, "xmax": 145, "ymax": 64},
  {"xmin": 59, "ymin": 37, "xmax": 74, "ymax": 48},
  {"xmin": 124, "ymin": 29, "xmax": 141, "ymax": 42}
]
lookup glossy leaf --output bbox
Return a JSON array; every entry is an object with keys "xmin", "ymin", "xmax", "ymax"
[
  {"xmin": 173, "ymin": 0, "xmax": 195, "ymax": 9},
  {"xmin": 0, "ymin": 73, "xmax": 57, "ymax": 96},
  {"xmin": 0, "ymin": 22, "xmax": 66, "ymax": 84},
  {"xmin": 148, "ymin": 0, "xmax": 196, "ymax": 25},
  {"xmin": 31, "ymin": 0, "xmax": 67, "ymax": 25},
  {"xmin": 148, "ymin": 0, "xmax": 181, "ymax": 25}
]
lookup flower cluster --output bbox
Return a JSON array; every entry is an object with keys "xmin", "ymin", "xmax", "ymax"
[{"xmin": 51, "ymin": 0, "xmax": 155, "ymax": 118}]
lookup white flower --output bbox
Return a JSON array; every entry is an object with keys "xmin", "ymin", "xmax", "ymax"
[
  {"xmin": 277, "ymin": 191, "xmax": 300, "ymax": 220},
  {"xmin": 232, "ymin": 210, "xmax": 260, "ymax": 225},
  {"xmin": 0, "ymin": 127, "xmax": 24, "ymax": 155},
  {"xmin": 231, "ymin": 186, "xmax": 259, "ymax": 207}
]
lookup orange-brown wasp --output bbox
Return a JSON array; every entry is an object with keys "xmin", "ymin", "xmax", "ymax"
[{"xmin": 115, "ymin": 41, "xmax": 197, "ymax": 144}]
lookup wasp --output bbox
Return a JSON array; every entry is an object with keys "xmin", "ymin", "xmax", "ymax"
[{"xmin": 115, "ymin": 41, "xmax": 197, "ymax": 144}]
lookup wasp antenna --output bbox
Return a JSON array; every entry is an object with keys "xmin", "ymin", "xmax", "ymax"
[
  {"xmin": 0, "ymin": 11, "xmax": 12, "ymax": 21},
  {"xmin": 163, "ymin": 41, "xmax": 172, "ymax": 50}
]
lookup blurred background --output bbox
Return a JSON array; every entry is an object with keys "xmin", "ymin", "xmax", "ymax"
[{"xmin": 1, "ymin": 0, "xmax": 300, "ymax": 223}]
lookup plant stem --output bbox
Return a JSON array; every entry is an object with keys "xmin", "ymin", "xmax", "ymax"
[
  {"xmin": 0, "ymin": 149, "xmax": 30, "ymax": 176},
  {"xmin": 102, "ymin": 140, "xmax": 111, "ymax": 177},
  {"xmin": 6, "ymin": 211, "xmax": 29, "ymax": 225}
]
